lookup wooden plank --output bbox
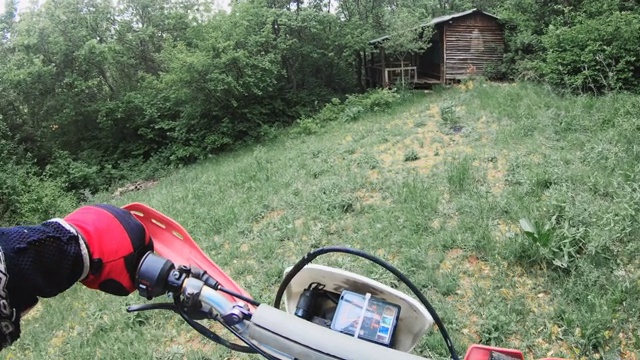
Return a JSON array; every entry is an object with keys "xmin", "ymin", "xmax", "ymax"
[{"xmin": 414, "ymin": 77, "xmax": 442, "ymax": 84}]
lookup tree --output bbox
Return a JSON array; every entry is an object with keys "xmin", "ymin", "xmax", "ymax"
[
  {"xmin": 0, "ymin": 0, "xmax": 17, "ymax": 43},
  {"xmin": 381, "ymin": 8, "xmax": 432, "ymax": 87}
]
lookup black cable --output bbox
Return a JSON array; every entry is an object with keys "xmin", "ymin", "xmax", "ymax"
[
  {"xmin": 190, "ymin": 267, "xmax": 261, "ymax": 307},
  {"xmin": 215, "ymin": 316, "xmax": 281, "ymax": 360},
  {"xmin": 324, "ymin": 291, "xmax": 339, "ymax": 304},
  {"xmin": 217, "ymin": 286, "xmax": 261, "ymax": 308},
  {"xmin": 273, "ymin": 246, "xmax": 460, "ymax": 360},
  {"xmin": 173, "ymin": 293, "xmax": 278, "ymax": 359}
]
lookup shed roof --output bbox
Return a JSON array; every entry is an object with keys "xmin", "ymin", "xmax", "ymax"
[{"xmin": 369, "ymin": 8, "xmax": 500, "ymax": 44}]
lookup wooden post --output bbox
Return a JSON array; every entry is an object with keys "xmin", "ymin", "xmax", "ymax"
[
  {"xmin": 380, "ymin": 46, "xmax": 387, "ymax": 87},
  {"xmin": 370, "ymin": 51, "xmax": 375, "ymax": 87},
  {"xmin": 364, "ymin": 51, "xmax": 368, "ymax": 88},
  {"xmin": 441, "ymin": 25, "xmax": 446, "ymax": 83}
]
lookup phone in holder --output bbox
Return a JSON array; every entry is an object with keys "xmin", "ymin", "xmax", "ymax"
[{"xmin": 330, "ymin": 290, "xmax": 401, "ymax": 347}]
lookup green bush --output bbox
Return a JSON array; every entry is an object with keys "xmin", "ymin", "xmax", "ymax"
[
  {"xmin": 542, "ymin": 12, "xmax": 640, "ymax": 93},
  {"xmin": 439, "ymin": 101, "xmax": 458, "ymax": 126},
  {"xmin": 293, "ymin": 89, "xmax": 403, "ymax": 134},
  {"xmin": 403, "ymin": 148, "xmax": 419, "ymax": 162},
  {"xmin": 293, "ymin": 117, "xmax": 322, "ymax": 135},
  {"xmin": 44, "ymin": 151, "xmax": 101, "ymax": 198},
  {"xmin": 343, "ymin": 89, "xmax": 401, "ymax": 113},
  {"xmin": 0, "ymin": 125, "xmax": 77, "ymax": 225},
  {"xmin": 353, "ymin": 89, "xmax": 401, "ymax": 112},
  {"xmin": 338, "ymin": 105, "xmax": 365, "ymax": 122},
  {"xmin": 314, "ymin": 98, "xmax": 344, "ymax": 123},
  {"xmin": 0, "ymin": 161, "xmax": 78, "ymax": 226}
]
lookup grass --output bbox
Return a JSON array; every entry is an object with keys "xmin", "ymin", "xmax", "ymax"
[{"xmin": 9, "ymin": 81, "xmax": 640, "ymax": 360}]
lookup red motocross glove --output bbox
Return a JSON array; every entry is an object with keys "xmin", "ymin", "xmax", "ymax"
[{"xmin": 64, "ymin": 204, "xmax": 153, "ymax": 296}]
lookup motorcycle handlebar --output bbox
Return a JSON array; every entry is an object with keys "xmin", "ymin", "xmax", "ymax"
[
  {"xmin": 133, "ymin": 252, "xmax": 432, "ymax": 360},
  {"xmin": 135, "ymin": 252, "xmax": 239, "ymax": 317}
]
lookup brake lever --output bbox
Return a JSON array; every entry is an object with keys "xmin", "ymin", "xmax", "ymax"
[
  {"xmin": 127, "ymin": 303, "xmax": 177, "ymax": 313},
  {"xmin": 128, "ymin": 302, "xmax": 213, "ymax": 322}
]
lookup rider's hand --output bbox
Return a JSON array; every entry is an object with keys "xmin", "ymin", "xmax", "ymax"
[{"xmin": 64, "ymin": 204, "xmax": 153, "ymax": 296}]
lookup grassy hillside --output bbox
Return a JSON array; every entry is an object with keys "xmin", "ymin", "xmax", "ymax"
[{"xmin": 8, "ymin": 81, "xmax": 639, "ymax": 360}]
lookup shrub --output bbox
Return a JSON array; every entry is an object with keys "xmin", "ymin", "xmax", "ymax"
[
  {"xmin": 314, "ymin": 98, "xmax": 344, "ymax": 123},
  {"xmin": 293, "ymin": 116, "xmax": 322, "ymax": 135},
  {"xmin": 44, "ymin": 151, "xmax": 101, "ymax": 199},
  {"xmin": 403, "ymin": 148, "xmax": 419, "ymax": 162},
  {"xmin": 439, "ymin": 101, "xmax": 458, "ymax": 126},
  {"xmin": 541, "ymin": 12, "xmax": 640, "ymax": 93},
  {"xmin": 354, "ymin": 89, "xmax": 401, "ymax": 112},
  {"xmin": 338, "ymin": 105, "xmax": 365, "ymax": 122},
  {"xmin": 0, "ymin": 161, "xmax": 78, "ymax": 226},
  {"xmin": 293, "ymin": 89, "xmax": 403, "ymax": 133}
]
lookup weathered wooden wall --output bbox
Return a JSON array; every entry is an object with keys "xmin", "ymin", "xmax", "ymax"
[{"xmin": 443, "ymin": 13, "xmax": 504, "ymax": 81}]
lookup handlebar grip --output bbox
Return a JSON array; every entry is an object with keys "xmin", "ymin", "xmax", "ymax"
[{"xmin": 135, "ymin": 252, "xmax": 177, "ymax": 300}]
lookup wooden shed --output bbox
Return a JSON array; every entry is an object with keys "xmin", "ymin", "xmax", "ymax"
[{"xmin": 366, "ymin": 9, "xmax": 505, "ymax": 87}]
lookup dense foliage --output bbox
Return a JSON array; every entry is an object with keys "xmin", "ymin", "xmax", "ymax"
[
  {"xmin": 496, "ymin": 0, "xmax": 640, "ymax": 91},
  {"xmin": 1, "ymin": 0, "xmax": 640, "ymax": 224}
]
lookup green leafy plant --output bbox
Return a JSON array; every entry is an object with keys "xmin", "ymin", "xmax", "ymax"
[
  {"xmin": 404, "ymin": 148, "xmax": 420, "ymax": 162},
  {"xmin": 440, "ymin": 101, "xmax": 459, "ymax": 127},
  {"xmin": 519, "ymin": 217, "xmax": 554, "ymax": 248},
  {"xmin": 294, "ymin": 117, "xmax": 322, "ymax": 135},
  {"xmin": 339, "ymin": 105, "xmax": 365, "ymax": 122}
]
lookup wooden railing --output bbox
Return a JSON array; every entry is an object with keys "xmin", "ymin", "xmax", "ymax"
[
  {"xmin": 367, "ymin": 65, "xmax": 422, "ymax": 87},
  {"xmin": 385, "ymin": 66, "xmax": 417, "ymax": 87}
]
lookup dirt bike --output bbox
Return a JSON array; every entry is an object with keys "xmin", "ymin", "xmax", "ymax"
[{"xmin": 123, "ymin": 202, "xmax": 567, "ymax": 360}]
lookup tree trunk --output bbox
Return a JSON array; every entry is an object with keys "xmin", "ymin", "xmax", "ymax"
[
  {"xmin": 355, "ymin": 50, "xmax": 365, "ymax": 92},
  {"xmin": 284, "ymin": 57, "xmax": 297, "ymax": 91}
]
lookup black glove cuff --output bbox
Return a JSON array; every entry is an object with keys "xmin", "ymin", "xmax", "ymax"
[
  {"xmin": 0, "ymin": 220, "xmax": 87, "ymax": 349},
  {"xmin": 0, "ymin": 249, "xmax": 20, "ymax": 349}
]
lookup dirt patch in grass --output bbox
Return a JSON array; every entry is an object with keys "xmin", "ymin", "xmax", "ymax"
[
  {"xmin": 428, "ymin": 104, "xmax": 441, "ymax": 121},
  {"xmin": 355, "ymin": 189, "xmax": 384, "ymax": 205},
  {"xmin": 253, "ymin": 209, "xmax": 285, "ymax": 231},
  {"xmin": 493, "ymin": 219, "xmax": 520, "ymax": 240},
  {"xmin": 370, "ymin": 101, "xmax": 500, "ymax": 184},
  {"xmin": 113, "ymin": 179, "xmax": 159, "ymax": 197},
  {"xmin": 619, "ymin": 330, "xmax": 638, "ymax": 360},
  {"xmin": 439, "ymin": 247, "xmax": 571, "ymax": 356},
  {"xmin": 375, "ymin": 248, "xmax": 399, "ymax": 262},
  {"xmin": 374, "ymin": 104, "xmax": 474, "ymax": 175},
  {"xmin": 49, "ymin": 330, "xmax": 67, "ymax": 349},
  {"xmin": 368, "ymin": 169, "xmax": 380, "ymax": 181},
  {"xmin": 486, "ymin": 158, "xmax": 507, "ymax": 194},
  {"xmin": 441, "ymin": 248, "xmax": 492, "ymax": 343}
]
